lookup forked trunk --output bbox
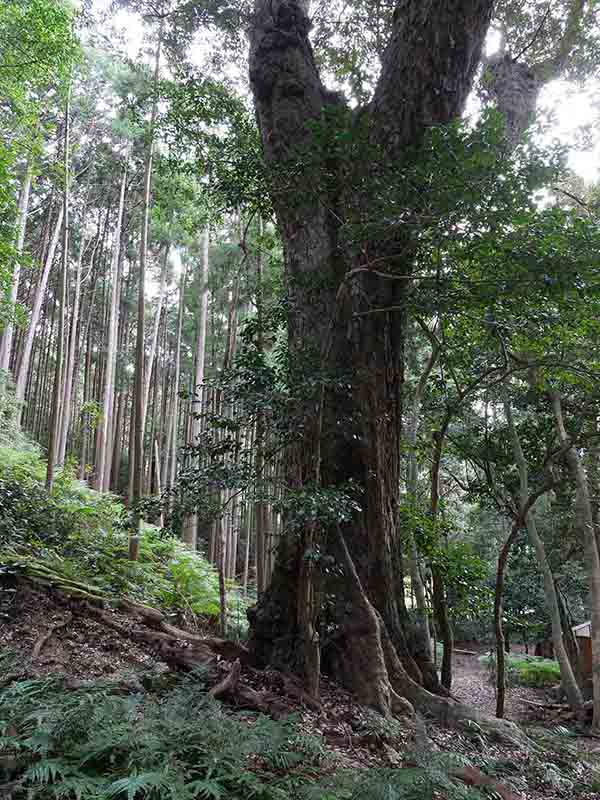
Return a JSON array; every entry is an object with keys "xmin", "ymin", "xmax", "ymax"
[{"xmin": 247, "ymin": 0, "xmax": 498, "ymax": 720}]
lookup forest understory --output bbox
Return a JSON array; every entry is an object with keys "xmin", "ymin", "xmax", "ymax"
[
  {"xmin": 3, "ymin": 0, "xmax": 600, "ymax": 798},
  {"xmin": 2, "ymin": 577, "xmax": 600, "ymax": 800}
]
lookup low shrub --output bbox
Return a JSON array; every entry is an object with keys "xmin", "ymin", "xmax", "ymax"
[
  {"xmin": 479, "ymin": 652, "xmax": 561, "ymax": 687},
  {"xmin": 0, "ymin": 443, "xmax": 249, "ymax": 633}
]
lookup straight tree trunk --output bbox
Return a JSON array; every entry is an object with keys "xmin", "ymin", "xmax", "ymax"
[
  {"xmin": 131, "ymin": 22, "xmax": 163, "ymax": 559},
  {"xmin": 254, "ymin": 236, "xmax": 267, "ymax": 594},
  {"xmin": 430, "ymin": 426, "xmax": 454, "ymax": 691},
  {"xmin": 182, "ymin": 227, "xmax": 210, "ymax": 549},
  {"xmin": 504, "ymin": 393, "xmax": 583, "ymax": 715},
  {"xmin": 57, "ymin": 220, "xmax": 90, "ymax": 465},
  {"xmin": 142, "ymin": 244, "xmax": 169, "ymax": 435},
  {"xmin": 405, "ymin": 324, "xmax": 438, "ymax": 668},
  {"xmin": 168, "ymin": 265, "xmax": 186, "ymax": 492},
  {"xmin": 96, "ymin": 159, "xmax": 127, "ymax": 490},
  {"xmin": 47, "ymin": 82, "xmax": 72, "ymax": 490},
  {"xmin": 0, "ymin": 160, "xmax": 34, "ymax": 377},
  {"xmin": 15, "ymin": 203, "xmax": 64, "ymax": 415},
  {"xmin": 552, "ymin": 392, "xmax": 600, "ymax": 733},
  {"xmin": 79, "ymin": 325, "xmax": 92, "ymax": 479},
  {"xmin": 110, "ymin": 391, "xmax": 124, "ymax": 490}
]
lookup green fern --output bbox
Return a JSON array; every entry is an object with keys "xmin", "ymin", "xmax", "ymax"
[
  {"xmin": 3, "ymin": 673, "xmax": 582, "ymax": 800},
  {"xmin": 0, "ymin": 674, "xmax": 333, "ymax": 800},
  {"xmin": 306, "ymin": 757, "xmax": 485, "ymax": 800}
]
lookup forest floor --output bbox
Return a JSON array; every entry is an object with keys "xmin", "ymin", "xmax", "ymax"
[
  {"xmin": 2, "ymin": 583, "xmax": 600, "ymax": 800},
  {"xmin": 452, "ymin": 647, "xmax": 547, "ymax": 722}
]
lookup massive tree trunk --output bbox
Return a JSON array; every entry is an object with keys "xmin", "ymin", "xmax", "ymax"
[{"xmin": 247, "ymin": 0, "xmax": 495, "ymax": 717}]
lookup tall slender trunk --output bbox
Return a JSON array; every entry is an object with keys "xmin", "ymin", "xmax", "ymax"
[
  {"xmin": 405, "ymin": 323, "xmax": 438, "ymax": 676},
  {"xmin": 57, "ymin": 222, "xmax": 89, "ymax": 465},
  {"xmin": 182, "ymin": 228, "xmax": 210, "ymax": 549},
  {"xmin": 131, "ymin": 22, "xmax": 162, "ymax": 559},
  {"xmin": 142, "ymin": 244, "xmax": 169, "ymax": 435},
  {"xmin": 79, "ymin": 324, "xmax": 92, "ymax": 479},
  {"xmin": 109, "ymin": 392, "xmax": 123, "ymax": 490},
  {"xmin": 504, "ymin": 392, "xmax": 583, "ymax": 715},
  {"xmin": 47, "ymin": 83, "xmax": 71, "ymax": 490},
  {"xmin": 430, "ymin": 423, "xmax": 453, "ymax": 691},
  {"xmin": 552, "ymin": 393, "xmax": 600, "ymax": 732},
  {"xmin": 0, "ymin": 160, "xmax": 34, "ymax": 377},
  {"xmin": 15, "ymin": 203, "xmax": 64, "ymax": 415},
  {"xmin": 254, "ymin": 232, "xmax": 267, "ymax": 594},
  {"xmin": 167, "ymin": 264, "xmax": 186, "ymax": 493},
  {"xmin": 96, "ymin": 160, "xmax": 127, "ymax": 490}
]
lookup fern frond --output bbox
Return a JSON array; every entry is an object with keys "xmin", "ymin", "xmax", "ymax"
[{"xmin": 106, "ymin": 770, "xmax": 171, "ymax": 800}]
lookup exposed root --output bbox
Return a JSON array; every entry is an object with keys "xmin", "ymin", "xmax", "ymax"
[
  {"xmin": 31, "ymin": 615, "xmax": 71, "ymax": 659},
  {"xmin": 331, "ymin": 526, "xmax": 527, "ymax": 745},
  {"xmin": 452, "ymin": 765, "xmax": 524, "ymax": 800},
  {"xmin": 209, "ymin": 658, "xmax": 242, "ymax": 698}
]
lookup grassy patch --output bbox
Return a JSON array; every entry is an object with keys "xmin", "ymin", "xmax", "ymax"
[{"xmin": 479, "ymin": 652, "xmax": 561, "ymax": 687}]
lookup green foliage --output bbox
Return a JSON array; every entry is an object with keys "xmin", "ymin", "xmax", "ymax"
[
  {"xmin": 0, "ymin": 376, "xmax": 38, "ymax": 452},
  {"xmin": 480, "ymin": 653, "xmax": 561, "ymax": 687},
  {"xmin": 0, "ymin": 0, "xmax": 79, "ymax": 328},
  {"xmin": 305, "ymin": 755, "xmax": 485, "ymax": 800},
  {"xmin": 0, "ymin": 671, "xmax": 508, "ymax": 800},
  {"xmin": 0, "ymin": 440, "xmax": 246, "ymax": 628},
  {"xmin": 400, "ymin": 503, "xmax": 492, "ymax": 621}
]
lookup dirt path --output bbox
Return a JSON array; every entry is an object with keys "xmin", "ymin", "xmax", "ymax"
[{"xmin": 451, "ymin": 647, "xmax": 548, "ymax": 723}]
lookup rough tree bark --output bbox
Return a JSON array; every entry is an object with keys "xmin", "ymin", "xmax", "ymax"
[{"xmin": 247, "ymin": 0, "xmax": 496, "ymax": 719}]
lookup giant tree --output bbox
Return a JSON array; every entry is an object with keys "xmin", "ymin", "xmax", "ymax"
[{"xmin": 247, "ymin": 0, "xmax": 498, "ymax": 719}]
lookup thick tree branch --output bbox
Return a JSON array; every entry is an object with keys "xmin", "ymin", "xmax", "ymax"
[
  {"xmin": 534, "ymin": 0, "xmax": 588, "ymax": 81},
  {"xmin": 371, "ymin": 0, "xmax": 495, "ymax": 150},
  {"xmin": 249, "ymin": 1, "xmax": 328, "ymax": 165}
]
